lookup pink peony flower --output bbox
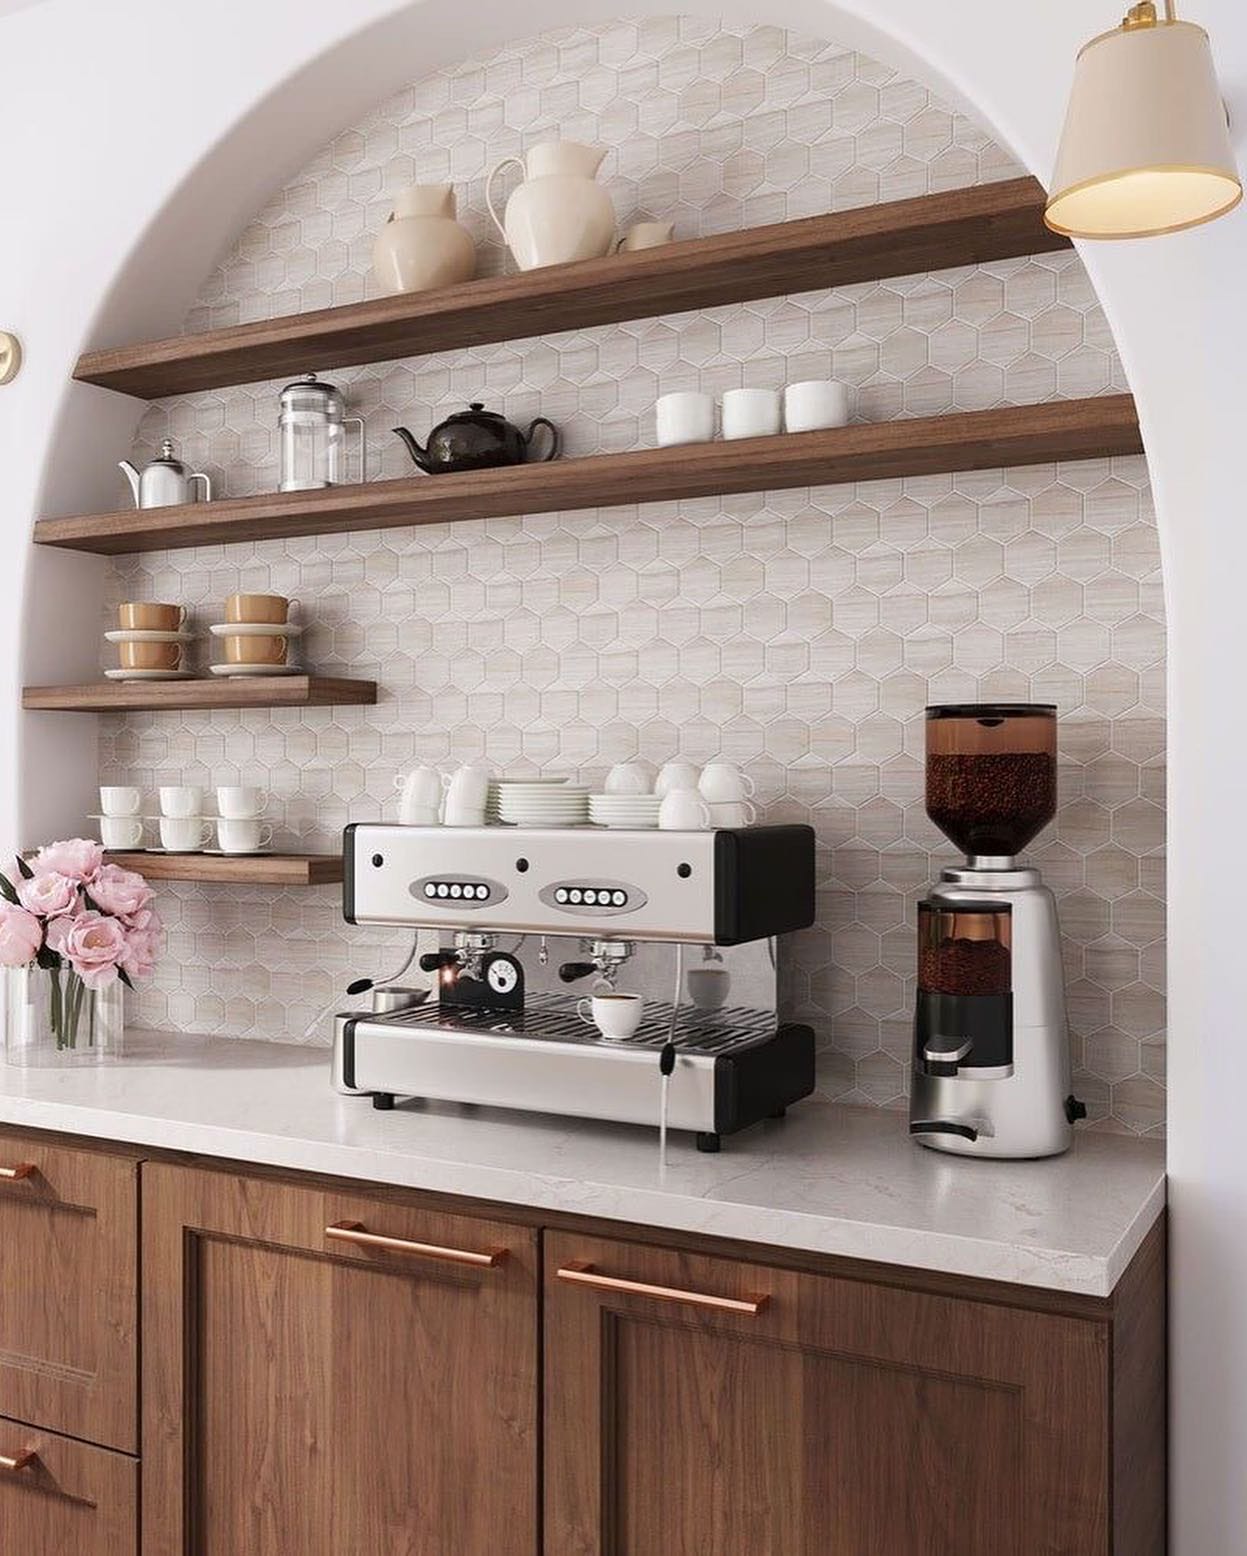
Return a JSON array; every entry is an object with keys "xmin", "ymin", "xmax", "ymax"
[
  {"xmin": 61, "ymin": 911, "xmax": 128, "ymax": 991},
  {"xmin": 17, "ymin": 871, "xmax": 79, "ymax": 919},
  {"xmin": 0, "ymin": 903, "xmax": 42, "ymax": 967},
  {"xmin": 44, "ymin": 910, "xmax": 80, "ymax": 956},
  {"xmin": 120, "ymin": 910, "xmax": 163, "ymax": 982},
  {"xmin": 89, "ymin": 864, "xmax": 154, "ymax": 925},
  {"xmin": 31, "ymin": 839, "xmax": 103, "ymax": 883}
]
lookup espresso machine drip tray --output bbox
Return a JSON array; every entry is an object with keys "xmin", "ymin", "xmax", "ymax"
[
  {"xmin": 379, "ymin": 992, "xmax": 782, "ymax": 1056},
  {"xmin": 335, "ymin": 991, "xmax": 814, "ymax": 1148}
]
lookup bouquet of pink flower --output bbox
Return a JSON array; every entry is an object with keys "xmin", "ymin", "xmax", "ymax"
[{"xmin": 0, "ymin": 839, "xmax": 162, "ymax": 1050}]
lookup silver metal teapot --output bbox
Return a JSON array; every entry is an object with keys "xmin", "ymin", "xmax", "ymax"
[{"xmin": 118, "ymin": 439, "xmax": 212, "ymax": 509}]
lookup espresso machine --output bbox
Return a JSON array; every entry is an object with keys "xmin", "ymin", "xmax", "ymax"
[
  {"xmin": 333, "ymin": 823, "xmax": 816, "ymax": 1151},
  {"xmin": 909, "ymin": 704, "xmax": 1086, "ymax": 1159}
]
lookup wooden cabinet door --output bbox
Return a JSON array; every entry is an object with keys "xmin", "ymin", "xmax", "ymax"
[
  {"xmin": 0, "ymin": 1412, "xmax": 136, "ymax": 1555},
  {"xmin": 142, "ymin": 1162, "xmax": 538, "ymax": 1556},
  {"xmin": 544, "ymin": 1231, "xmax": 1110, "ymax": 1556},
  {"xmin": 0, "ymin": 1128, "xmax": 138, "ymax": 1451}
]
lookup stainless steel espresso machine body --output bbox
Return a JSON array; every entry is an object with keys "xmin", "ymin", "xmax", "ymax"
[
  {"xmin": 335, "ymin": 823, "xmax": 816, "ymax": 1150},
  {"xmin": 909, "ymin": 705, "xmax": 1086, "ymax": 1159}
]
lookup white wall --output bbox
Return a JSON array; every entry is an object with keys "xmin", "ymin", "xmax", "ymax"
[{"xmin": 2, "ymin": 0, "xmax": 1244, "ymax": 1545}]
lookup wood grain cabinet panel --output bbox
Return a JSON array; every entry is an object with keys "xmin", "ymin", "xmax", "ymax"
[
  {"xmin": 0, "ymin": 1129, "xmax": 138, "ymax": 1452},
  {"xmin": 0, "ymin": 1411, "xmax": 137, "ymax": 1556},
  {"xmin": 140, "ymin": 1162, "xmax": 539, "ymax": 1556},
  {"xmin": 543, "ymin": 1231, "xmax": 1116, "ymax": 1556}
]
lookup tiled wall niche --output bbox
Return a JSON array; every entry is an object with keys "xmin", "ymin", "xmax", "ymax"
[{"xmin": 101, "ymin": 18, "xmax": 1165, "ymax": 1134}]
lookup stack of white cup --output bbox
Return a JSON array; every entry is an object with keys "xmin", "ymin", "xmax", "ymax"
[
  {"xmin": 442, "ymin": 763, "xmax": 491, "ymax": 827},
  {"xmin": 214, "ymin": 786, "xmax": 273, "ymax": 854},
  {"xmin": 155, "ymin": 786, "xmax": 213, "ymax": 853},
  {"xmin": 698, "ymin": 763, "xmax": 756, "ymax": 826},
  {"xmin": 396, "ymin": 765, "xmax": 442, "ymax": 826},
  {"xmin": 96, "ymin": 786, "xmax": 145, "ymax": 849}
]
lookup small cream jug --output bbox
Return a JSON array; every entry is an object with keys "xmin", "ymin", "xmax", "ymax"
[
  {"xmin": 486, "ymin": 142, "xmax": 615, "ymax": 271},
  {"xmin": 371, "ymin": 184, "xmax": 476, "ymax": 296}
]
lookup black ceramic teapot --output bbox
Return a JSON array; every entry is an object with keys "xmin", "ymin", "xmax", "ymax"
[{"xmin": 393, "ymin": 403, "xmax": 561, "ymax": 474}]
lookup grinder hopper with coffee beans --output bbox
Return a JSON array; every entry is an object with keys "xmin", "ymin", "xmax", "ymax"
[{"xmin": 908, "ymin": 703, "xmax": 1086, "ymax": 1159}]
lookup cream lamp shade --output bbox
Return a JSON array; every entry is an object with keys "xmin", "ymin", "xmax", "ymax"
[{"xmin": 1046, "ymin": 7, "xmax": 1242, "ymax": 239}]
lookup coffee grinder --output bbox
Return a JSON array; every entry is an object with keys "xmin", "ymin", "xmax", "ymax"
[{"xmin": 909, "ymin": 703, "xmax": 1086, "ymax": 1158}]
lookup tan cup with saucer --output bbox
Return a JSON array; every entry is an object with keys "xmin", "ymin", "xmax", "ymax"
[
  {"xmin": 119, "ymin": 602, "xmax": 185, "ymax": 631},
  {"xmin": 119, "ymin": 640, "xmax": 182, "ymax": 671},
  {"xmin": 226, "ymin": 593, "xmax": 294, "ymax": 624},
  {"xmin": 223, "ymin": 634, "xmax": 287, "ymax": 666}
]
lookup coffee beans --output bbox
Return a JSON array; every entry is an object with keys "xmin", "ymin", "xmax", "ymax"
[
  {"xmin": 926, "ymin": 752, "xmax": 1056, "ymax": 858},
  {"xmin": 919, "ymin": 936, "xmax": 1011, "ymax": 996}
]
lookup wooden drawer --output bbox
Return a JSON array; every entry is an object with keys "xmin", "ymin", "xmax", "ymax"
[
  {"xmin": 0, "ymin": 1129, "xmax": 138, "ymax": 1452},
  {"xmin": 0, "ymin": 1411, "xmax": 136, "ymax": 1556}
]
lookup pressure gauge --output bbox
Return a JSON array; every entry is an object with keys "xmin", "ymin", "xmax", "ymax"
[{"xmin": 485, "ymin": 955, "xmax": 521, "ymax": 996}]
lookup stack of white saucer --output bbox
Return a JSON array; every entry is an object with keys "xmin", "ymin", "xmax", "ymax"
[
  {"xmin": 588, "ymin": 793, "xmax": 662, "ymax": 828},
  {"xmin": 496, "ymin": 781, "xmax": 589, "ymax": 827}
]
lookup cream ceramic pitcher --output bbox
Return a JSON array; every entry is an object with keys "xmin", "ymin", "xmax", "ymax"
[
  {"xmin": 486, "ymin": 142, "xmax": 615, "ymax": 271},
  {"xmin": 371, "ymin": 183, "xmax": 476, "ymax": 296}
]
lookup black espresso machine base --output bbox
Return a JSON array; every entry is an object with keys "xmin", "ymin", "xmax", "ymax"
[{"xmin": 335, "ymin": 995, "xmax": 816, "ymax": 1149}]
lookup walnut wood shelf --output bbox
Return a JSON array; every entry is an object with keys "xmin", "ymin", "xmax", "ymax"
[
  {"xmin": 21, "ymin": 676, "xmax": 376, "ymax": 712},
  {"xmin": 73, "ymin": 178, "xmax": 1067, "ymax": 400},
  {"xmin": 103, "ymin": 851, "xmax": 343, "ymax": 886},
  {"xmin": 34, "ymin": 396, "xmax": 1142, "ymax": 556}
]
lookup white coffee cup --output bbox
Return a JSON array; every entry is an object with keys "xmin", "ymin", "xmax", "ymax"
[
  {"xmin": 159, "ymin": 785, "xmax": 203, "ymax": 819},
  {"xmin": 698, "ymin": 762, "xmax": 756, "ymax": 803},
  {"xmin": 721, "ymin": 387, "xmax": 781, "ymax": 440},
  {"xmin": 604, "ymin": 760, "xmax": 654, "ymax": 795},
  {"xmin": 783, "ymin": 379, "xmax": 850, "ymax": 433},
  {"xmin": 708, "ymin": 800, "xmax": 756, "ymax": 828},
  {"xmin": 216, "ymin": 785, "xmax": 269, "ymax": 819},
  {"xmin": 443, "ymin": 764, "xmax": 491, "ymax": 808},
  {"xmin": 442, "ymin": 802, "xmax": 486, "ymax": 828},
  {"xmin": 397, "ymin": 764, "xmax": 443, "ymax": 814},
  {"xmin": 659, "ymin": 790, "xmax": 711, "ymax": 830},
  {"xmin": 654, "ymin": 760, "xmax": 700, "ymax": 797},
  {"xmin": 687, "ymin": 963, "xmax": 731, "ymax": 1010},
  {"xmin": 402, "ymin": 807, "xmax": 441, "ymax": 828},
  {"xmin": 655, "ymin": 391, "xmax": 715, "ymax": 447},
  {"xmin": 99, "ymin": 786, "xmax": 142, "ymax": 818},
  {"xmin": 577, "ymin": 991, "xmax": 645, "ymax": 1041},
  {"xmin": 99, "ymin": 816, "xmax": 144, "ymax": 849},
  {"xmin": 159, "ymin": 815, "xmax": 212, "ymax": 852},
  {"xmin": 215, "ymin": 818, "xmax": 274, "ymax": 854},
  {"xmin": 617, "ymin": 220, "xmax": 675, "ymax": 252}
]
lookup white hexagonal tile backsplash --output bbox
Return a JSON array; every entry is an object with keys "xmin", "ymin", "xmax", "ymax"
[{"xmin": 101, "ymin": 17, "xmax": 1163, "ymax": 1135}]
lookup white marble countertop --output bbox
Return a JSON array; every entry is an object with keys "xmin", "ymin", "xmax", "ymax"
[{"xmin": 0, "ymin": 1032, "xmax": 1163, "ymax": 1297}]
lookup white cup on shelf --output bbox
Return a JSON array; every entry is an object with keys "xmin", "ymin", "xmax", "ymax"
[
  {"xmin": 658, "ymin": 790, "xmax": 711, "ymax": 830},
  {"xmin": 708, "ymin": 800, "xmax": 756, "ymax": 828},
  {"xmin": 99, "ymin": 816, "xmax": 144, "ymax": 849},
  {"xmin": 783, "ymin": 379, "xmax": 850, "ymax": 432},
  {"xmin": 397, "ymin": 764, "xmax": 443, "ymax": 820},
  {"xmin": 443, "ymin": 764, "xmax": 491, "ymax": 809},
  {"xmin": 159, "ymin": 785, "xmax": 203, "ymax": 819},
  {"xmin": 99, "ymin": 786, "xmax": 142, "ymax": 817},
  {"xmin": 721, "ymin": 387, "xmax": 781, "ymax": 440},
  {"xmin": 654, "ymin": 760, "xmax": 700, "ymax": 797},
  {"xmin": 216, "ymin": 785, "xmax": 269, "ymax": 819},
  {"xmin": 698, "ymin": 763, "xmax": 755, "ymax": 803},
  {"xmin": 158, "ymin": 815, "xmax": 212, "ymax": 852},
  {"xmin": 604, "ymin": 760, "xmax": 654, "ymax": 795},
  {"xmin": 215, "ymin": 818, "xmax": 273, "ymax": 854},
  {"xmin": 655, "ymin": 391, "xmax": 715, "ymax": 447}
]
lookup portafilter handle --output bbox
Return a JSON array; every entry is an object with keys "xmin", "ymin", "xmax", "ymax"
[
  {"xmin": 558, "ymin": 961, "xmax": 599, "ymax": 983},
  {"xmin": 419, "ymin": 951, "xmax": 461, "ymax": 974}
]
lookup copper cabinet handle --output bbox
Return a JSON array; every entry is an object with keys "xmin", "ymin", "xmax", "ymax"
[
  {"xmin": 556, "ymin": 1261, "xmax": 769, "ymax": 1315},
  {"xmin": 0, "ymin": 1450, "xmax": 35, "ymax": 1472},
  {"xmin": 324, "ymin": 1221, "xmax": 507, "ymax": 1268},
  {"xmin": 0, "ymin": 1163, "xmax": 33, "ymax": 1181}
]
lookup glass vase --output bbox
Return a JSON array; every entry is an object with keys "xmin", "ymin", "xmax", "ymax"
[{"xmin": 3, "ymin": 964, "xmax": 124, "ymax": 1065}]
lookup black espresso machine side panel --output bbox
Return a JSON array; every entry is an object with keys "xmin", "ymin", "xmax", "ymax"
[{"xmin": 342, "ymin": 823, "xmax": 816, "ymax": 947}]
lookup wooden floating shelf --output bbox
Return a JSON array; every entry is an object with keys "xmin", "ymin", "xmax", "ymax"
[
  {"xmin": 102, "ymin": 851, "xmax": 343, "ymax": 886},
  {"xmin": 34, "ymin": 396, "xmax": 1142, "ymax": 557},
  {"xmin": 73, "ymin": 178, "xmax": 1068, "ymax": 400},
  {"xmin": 21, "ymin": 676, "xmax": 377, "ymax": 712}
]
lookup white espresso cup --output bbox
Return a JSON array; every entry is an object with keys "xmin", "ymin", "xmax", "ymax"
[
  {"xmin": 215, "ymin": 818, "xmax": 274, "ymax": 854},
  {"xmin": 659, "ymin": 790, "xmax": 711, "ymax": 830},
  {"xmin": 604, "ymin": 760, "xmax": 654, "ymax": 796},
  {"xmin": 397, "ymin": 765, "xmax": 443, "ymax": 812},
  {"xmin": 443, "ymin": 764, "xmax": 490, "ymax": 807},
  {"xmin": 708, "ymin": 800, "xmax": 757, "ymax": 828},
  {"xmin": 654, "ymin": 760, "xmax": 700, "ymax": 797},
  {"xmin": 159, "ymin": 785, "xmax": 203, "ymax": 819},
  {"xmin": 698, "ymin": 762, "xmax": 756, "ymax": 803},
  {"xmin": 655, "ymin": 391, "xmax": 715, "ymax": 447},
  {"xmin": 721, "ymin": 387, "xmax": 782, "ymax": 440},
  {"xmin": 99, "ymin": 816, "xmax": 144, "ymax": 849},
  {"xmin": 99, "ymin": 786, "xmax": 142, "ymax": 817},
  {"xmin": 159, "ymin": 815, "xmax": 212, "ymax": 852},
  {"xmin": 577, "ymin": 991, "xmax": 645, "ymax": 1041},
  {"xmin": 687, "ymin": 963, "xmax": 731, "ymax": 1010},
  {"xmin": 216, "ymin": 785, "xmax": 269, "ymax": 819},
  {"xmin": 617, "ymin": 220, "xmax": 675, "ymax": 252},
  {"xmin": 783, "ymin": 379, "xmax": 850, "ymax": 433}
]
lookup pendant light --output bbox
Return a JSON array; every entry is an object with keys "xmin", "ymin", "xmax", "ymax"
[{"xmin": 1045, "ymin": 1, "xmax": 1242, "ymax": 239}]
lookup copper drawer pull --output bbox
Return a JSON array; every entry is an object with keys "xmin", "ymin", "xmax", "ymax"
[
  {"xmin": 325, "ymin": 1221, "xmax": 507, "ymax": 1268},
  {"xmin": 0, "ymin": 1450, "xmax": 35, "ymax": 1472},
  {"xmin": 556, "ymin": 1261, "xmax": 769, "ymax": 1315},
  {"xmin": 0, "ymin": 1164, "xmax": 34, "ymax": 1181}
]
